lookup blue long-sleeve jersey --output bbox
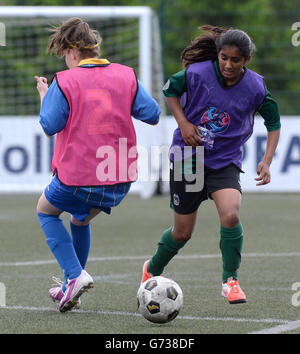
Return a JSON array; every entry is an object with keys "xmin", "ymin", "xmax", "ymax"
[{"xmin": 40, "ymin": 62, "xmax": 160, "ymax": 136}]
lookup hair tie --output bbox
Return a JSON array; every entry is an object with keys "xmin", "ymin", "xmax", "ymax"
[{"xmin": 69, "ymin": 43, "xmax": 99, "ymax": 49}]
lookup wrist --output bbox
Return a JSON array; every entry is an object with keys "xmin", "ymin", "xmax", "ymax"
[{"xmin": 262, "ymin": 157, "xmax": 272, "ymax": 166}]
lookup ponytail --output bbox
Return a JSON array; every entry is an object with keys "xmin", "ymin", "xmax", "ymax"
[{"xmin": 181, "ymin": 25, "xmax": 228, "ymax": 68}]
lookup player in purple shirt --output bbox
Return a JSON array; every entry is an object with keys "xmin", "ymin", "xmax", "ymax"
[{"xmin": 141, "ymin": 25, "xmax": 281, "ymax": 304}]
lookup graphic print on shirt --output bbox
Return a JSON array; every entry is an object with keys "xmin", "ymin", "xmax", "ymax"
[{"xmin": 198, "ymin": 107, "xmax": 231, "ymax": 150}]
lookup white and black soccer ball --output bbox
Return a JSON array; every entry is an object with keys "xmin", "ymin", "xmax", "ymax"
[{"xmin": 137, "ymin": 276, "xmax": 183, "ymax": 324}]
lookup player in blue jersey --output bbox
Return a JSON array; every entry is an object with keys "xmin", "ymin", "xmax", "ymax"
[{"xmin": 34, "ymin": 18, "xmax": 160, "ymax": 312}]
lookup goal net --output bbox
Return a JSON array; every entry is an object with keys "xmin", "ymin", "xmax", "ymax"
[{"xmin": 0, "ymin": 6, "xmax": 166, "ymax": 197}]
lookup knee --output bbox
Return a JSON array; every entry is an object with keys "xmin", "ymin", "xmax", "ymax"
[
  {"xmin": 172, "ymin": 228, "xmax": 193, "ymax": 243},
  {"xmin": 220, "ymin": 211, "xmax": 240, "ymax": 228},
  {"xmin": 36, "ymin": 192, "xmax": 61, "ymax": 216},
  {"xmin": 70, "ymin": 215, "xmax": 89, "ymax": 226}
]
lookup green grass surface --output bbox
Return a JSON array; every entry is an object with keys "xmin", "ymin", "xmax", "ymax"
[{"xmin": 0, "ymin": 193, "xmax": 299, "ymax": 334}]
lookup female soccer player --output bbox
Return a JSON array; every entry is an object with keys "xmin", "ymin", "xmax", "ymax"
[
  {"xmin": 141, "ymin": 25, "xmax": 281, "ymax": 304},
  {"xmin": 34, "ymin": 17, "xmax": 160, "ymax": 312}
]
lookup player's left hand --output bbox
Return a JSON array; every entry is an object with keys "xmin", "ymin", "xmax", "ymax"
[{"xmin": 255, "ymin": 160, "xmax": 271, "ymax": 186}]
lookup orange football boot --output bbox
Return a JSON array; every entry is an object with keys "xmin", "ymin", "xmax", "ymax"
[
  {"xmin": 141, "ymin": 259, "xmax": 153, "ymax": 284},
  {"xmin": 221, "ymin": 278, "xmax": 247, "ymax": 304}
]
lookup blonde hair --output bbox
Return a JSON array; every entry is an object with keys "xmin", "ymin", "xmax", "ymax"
[{"xmin": 47, "ymin": 17, "xmax": 102, "ymax": 59}]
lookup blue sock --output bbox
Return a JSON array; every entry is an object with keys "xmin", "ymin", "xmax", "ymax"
[
  {"xmin": 70, "ymin": 220, "xmax": 91, "ymax": 269},
  {"xmin": 60, "ymin": 220, "xmax": 91, "ymax": 293},
  {"xmin": 37, "ymin": 213, "xmax": 82, "ymax": 283}
]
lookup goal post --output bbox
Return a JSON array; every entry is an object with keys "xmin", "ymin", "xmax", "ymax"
[
  {"xmin": 0, "ymin": 6, "xmax": 166, "ymax": 197},
  {"xmin": 0, "ymin": 6, "xmax": 154, "ymax": 93}
]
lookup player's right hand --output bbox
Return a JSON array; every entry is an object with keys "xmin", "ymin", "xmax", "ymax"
[
  {"xmin": 34, "ymin": 76, "xmax": 49, "ymax": 101},
  {"xmin": 179, "ymin": 121, "xmax": 203, "ymax": 147}
]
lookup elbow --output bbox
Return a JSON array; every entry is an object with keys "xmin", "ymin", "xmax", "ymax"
[
  {"xmin": 39, "ymin": 121, "xmax": 54, "ymax": 137},
  {"xmin": 148, "ymin": 112, "xmax": 161, "ymax": 126},
  {"xmin": 152, "ymin": 116, "xmax": 160, "ymax": 126}
]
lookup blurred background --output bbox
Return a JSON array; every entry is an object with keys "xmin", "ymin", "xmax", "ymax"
[
  {"xmin": 0, "ymin": 1, "xmax": 300, "ymax": 334},
  {"xmin": 0, "ymin": 0, "xmax": 300, "ymax": 195},
  {"xmin": 0, "ymin": 0, "xmax": 300, "ymax": 115}
]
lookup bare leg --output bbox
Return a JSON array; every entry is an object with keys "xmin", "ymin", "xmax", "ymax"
[
  {"xmin": 211, "ymin": 188, "xmax": 241, "ymax": 227},
  {"xmin": 172, "ymin": 210, "xmax": 198, "ymax": 243}
]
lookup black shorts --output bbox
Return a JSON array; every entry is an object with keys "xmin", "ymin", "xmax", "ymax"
[{"xmin": 169, "ymin": 162, "xmax": 242, "ymax": 215}]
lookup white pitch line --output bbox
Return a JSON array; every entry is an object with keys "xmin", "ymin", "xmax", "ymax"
[
  {"xmin": 0, "ymin": 305, "xmax": 289, "ymax": 325},
  {"xmin": 0, "ymin": 252, "xmax": 300, "ymax": 267},
  {"xmin": 0, "ymin": 260, "xmax": 56, "ymax": 266},
  {"xmin": 248, "ymin": 319, "xmax": 300, "ymax": 334}
]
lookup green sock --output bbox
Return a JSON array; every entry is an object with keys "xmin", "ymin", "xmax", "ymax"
[
  {"xmin": 220, "ymin": 223, "xmax": 244, "ymax": 283},
  {"xmin": 148, "ymin": 227, "xmax": 186, "ymax": 275}
]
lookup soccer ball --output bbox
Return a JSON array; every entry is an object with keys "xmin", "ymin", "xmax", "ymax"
[{"xmin": 137, "ymin": 276, "xmax": 183, "ymax": 324}]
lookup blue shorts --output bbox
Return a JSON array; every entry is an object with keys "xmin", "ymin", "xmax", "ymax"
[{"xmin": 44, "ymin": 175, "xmax": 131, "ymax": 221}]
